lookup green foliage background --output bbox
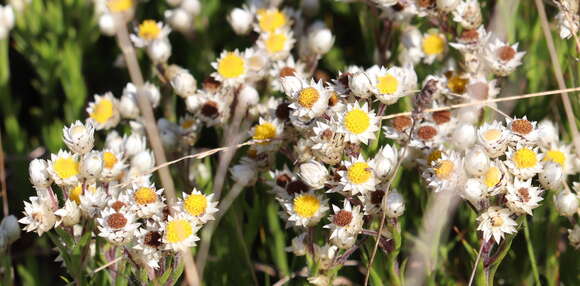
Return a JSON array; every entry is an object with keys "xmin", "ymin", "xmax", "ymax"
[{"xmin": 0, "ymin": 0, "xmax": 579, "ymax": 285}]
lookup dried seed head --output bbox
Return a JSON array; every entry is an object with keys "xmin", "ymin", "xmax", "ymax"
[
  {"xmin": 275, "ymin": 102, "xmax": 290, "ymax": 121},
  {"xmin": 111, "ymin": 201, "xmax": 126, "ymax": 212},
  {"xmin": 511, "ymin": 119, "xmax": 533, "ymax": 135},
  {"xmin": 517, "ymin": 188, "xmax": 531, "ymax": 203},
  {"xmin": 333, "ymin": 210, "xmax": 353, "ymax": 226},
  {"xmin": 107, "ymin": 213, "xmax": 128, "ymax": 229},
  {"xmin": 392, "ymin": 116, "xmax": 413, "ymax": 132},
  {"xmin": 497, "ymin": 46, "xmax": 516, "ymax": 61},
  {"xmin": 144, "ymin": 231, "xmax": 162, "ymax": 248},
  {"xmin": 286, "ymin": 180, "xmax": 309, "ymax": 196},
  {"xmin": 417, "ymin": 126, "xmax": 438, "ymax": 140},
  {"xmin": 201, "ymin": 101, "xmax": 219, "ymax": 118},
  {"xmin": 432, "ymin": 110, "xmax": 451, "ymax": 125},
  {"xmin": 279, "ymin": 67, "xmax": 296, "ymax": 78}
]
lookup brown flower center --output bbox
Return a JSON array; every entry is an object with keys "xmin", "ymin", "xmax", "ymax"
[
  {"xmin": 276, "ymin": 174, "xmax": 291, "ymax": 188},
  {"xmin": 321, "ymin": 129, "xmax": 334, "ymax": 141},
  {"xmin": 201, "ymin": 101, "xmax": 219, "ymax": 118},
  {"xmin": 497, "ymin": 46, "xmax": 516, "ymax": 61},
  {"xmin": 314, "ymin": 70, "xmax": 330, "ymax": 83},
  {"xmin": 418, "ymin": 0, "xmax": 434, "ymax": 8},
  {"xmin": 275, "ymin": 102, "xmax": 290, "ymax": 121},
  {"xmin": 510, "ymin": 119, "xmax": 533, "ymax": 135},
  {"xmin": 203, "ymin": 76, "xmax": 221, "ymax": 92},
  {"xmin": 417, "ymin": 126, "xmax": 438, "ymax": 140},
  {"xmin": 432, "ymin": 110, "xmax": 451, "ymax": 125},
  {"xmin": 144, "ymin": 231, "xmax": 162, "ymax": 248},
  {"xmin": 517, "ymin": 188, "xmax": 531, "ymax": 203},
  {"xmin": 279, "ymin": 67, "xmax": 296, "ymax": 78},
  {"xmin": 111, "ymin": 201, "xmax": 126, "ymax": 212},
  {"xmin": 392, "ymin": 116, "xmax": 412, "ymax": 132},
  {"xmin": 461, "ymin": 29, "xmax": 479, "ymax": 42},
  {"xmin": 338, "ymin": 72, "xmax": 351, "ymax": 88},
  {"xmin": 286, "ymin": 180, "xmax": 309, "ymax": 196},
  {"xmin": 371, "ymin": 190, "xmax": 385, "ymax": 205},
  {"xmin": 107, "ymin": 213, "xmax": 128, "ymax": 229},
  {"xmin": 328, "ymin": 92, "xmax": 339, "ymax": 107},
  {"xmin": 333, "ymin": 210, "xmax": 353, "ymax": 227}
]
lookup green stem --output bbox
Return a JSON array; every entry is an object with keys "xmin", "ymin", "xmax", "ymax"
[
  {"xmin": 523, "ymin": 217, "xmax": 541, "ymax": 285},
  {"xmin": 485, "ymin": 216, "xmax": 524, "ymax": 286}
]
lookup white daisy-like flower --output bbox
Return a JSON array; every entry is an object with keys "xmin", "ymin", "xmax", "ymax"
[
  {"xmin": 324, "ymin": 200, "xmax": 363, "ymax": 249},
  {"xmin": 288, "ymin": 79, "xmax": 329, "ymax": 120},
  {"xmin": 450, "ymin": 26, "xmax": 488, "ymax": 53},
  {"xmin": 542, "ymin": 144, "xmax": 573, "ymax": 174},
  {"xmin": 555, "ymin": 1, "xmax": 579, "ymax": 40},
  {"xmin": 484, "ymin": 37, "xmax": 525, "ymax": 76},
  {"xmin": 311, "ymin": 118, "xmax": 345, "ymax": 165},
  {"xmin": 269, "ymin": 56, "xmax": 306, "ymax": 92},
  {"xmin": 79, "ymin": 184, "xmax": 108, "ymax": 217},
  {"xmin": 338, "ymin": 155, "xmax": 377, "ymax": 195},
  {"xmin": 421, "ymin": 30, "xmax": 447, "ymax": 64},
  {"xmin": 452, "ymin": 0, "xmax": 482, "ymax": 29},
  {"xmin": 257, "ymin": 29, "xmax": 295, "ymax": 61},
  {"xmin": 177, "ymin": 189, "xmax": 219, "ymax": 224},
  {"xmin": 477, "ymin": 121, "xmax": 509, "ymax": 158},
  {"xmin": 477, "ymin": 207, "xmax": 517, "ymax": 244},
  {"xmin": 568, "ymin": 225, "xmax": 580, "ymax": 249},
  {"xmin": 162, "ymin": 213, "xmax": 201, "ymax": 251},
  {"xmin": 211, "ymin": 49, "xmax": 248, "ymax": 87},
  {"xmin": 481, "ymin": 159, "xmax": 511, "ymax": 196},
  {"xmin": 313, "ymin": 243, "xmax": 338, "ymax": 270},
  {"xmin": 54, "ymin": 200, "xmax": 81, "ymax": 227},
  {"xmin": 410, "ymin": 122, "xmax": 441, "ymax": 148},
  {"xmin": 370, "ymin": 66, "xmax": 408, "ymax": 105},
  {"xmin": 86, "ymin": 92, "xmax": 120, "ymax": 130},
  {"xmin": 250, "ymin": 117, "xmax": 284, "ymax": 152},
  {"xmin": 423, "ymin": 151, "xmax": 464, "ymax": 193},
  {"xmin": 372, "ymin": 144, "xmax": 399, "ymax": 179},
  {"xmin": 47, "ymin": 150, "xmax": 81, "ymax": 186},
  {"xmin": 285, "ymin": 233, "xmax": 307, "ymax": 256},
  {"xmin": 19, "ymin": 196, "xmax": 56, "ymax": 236},
  {"xmin": 254, "ymin": 7, "xmax": 292, "ymax": 33},
  {"xmin": 383, "ymin": 115, "xmax": 414, "ymax": 142},
  {"xmin": 130, "ymin": 19, "xmax": 171, "ymax": 48},
  {"xmin": 505, "ymin": 116, "xmax": 539, "ymax": 146},
  {"xmin": 128, "ymin": 184, "xmax": 166, "ymax": 219},
  {"xmin": 97, "ymin": 207, "xmax": 140, "ymax": 245},
  {"xmin": 62, "ymin": 120, "xmax": 95, "ymax": 154},
  {"xmin": 361, "ymin": 189, "xmax": 386, "ymax": 215},
  {"xmin": 100, "ymin": 149, "xmax": 126, "ymax": 182},
  {"xmin": 504, "ymin": 145, "xmax": 543, "ymax": 180},
  {"xmin": 267, "ymin": 165, "xmax": 295, "ymax": 198},
  {"xmin": 133, "ymin": 222, "xmax": 164, "ymax": 269},
  {"xmin": 338, "ymin": 101, "xmax": 379, "ymax": 145},
  {"xmin": 505, "ymin": 178, "xmax": 543, "ymax": 215},
  {"xmin": 195, "ymin": 93, "xmax": 230, "ymax": 127},
  {"xmin": 284, "ymin": 190, "xmax": 329, "ymax": 228}
]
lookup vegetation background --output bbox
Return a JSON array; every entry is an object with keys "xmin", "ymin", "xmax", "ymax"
[{"xmin": 0, "ymin": 0, "xmax": 578, "ymax": 285}]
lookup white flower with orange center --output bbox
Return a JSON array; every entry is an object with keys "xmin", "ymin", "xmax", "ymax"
[
  {"xmin": 505, "ymin": 116, "xmax": 539, "ymax": 145},
  {"xmin": 423, "ymin": 151, "xmax": 464, "ymax": 193},
  {"xmin": 128, "ymin": 184, "xmax": 166, "ymax": 219},
  {"xmin": 505, "ymin": 178, "xmax": 544, "ymax": 215},
  {"xmin": 288, "ymin": 79, "xmax": 330, "ymax": 120},
  {"xmin": 211, "ymin": 50, "xmax": 248, "ymax": 86},
  {"xmin": 100, "ymin": 149, "xmax": 126, "ymax": 182},
  {"xmin": 338, "ymin": 155, "xmax": 377, "ymax": 195},
  {"xmin": 504, "ymin": 145, "xmax": 543, "ymax": 179},
  {"xmin": 480, "ymin": 159, "xmax": 511, "ymax": 196},
  {"xmin": 370, "ymin": 66, "xmax": 408, "ymax": 105},
  {"xmin": 47, "ymin": 150, "xmax": 80, "ymax": 186},
  {"xmin": 177, "ymin": 188, "xmax": 219, "ymax": 224},
  {"xmin": 421, "ymin": 30, "xmax": 447, "ymax": 64},
  {"xmin": 324, "ymin": 200, "xmax": 363, "ymax": 249},
  {"xmin": 86, "ymin": 92, "xmax": 120, "ymax": 130},
  {"xmin": 477, "ymin": 207, "xmax": 517, "ymax": 244},
  {"xmin": 484, "ymin": 37, "xmax": 525, "ymax": 76},
  {"xmin": 133, "ymin": 221, "xmax": 164, "ymax": 269},
  {"xmin": 477, "ymin": 121, "xmax": 509, "ymax": 158},
  {"xmin": 162, "ymin": 213, "xmax": 201, "ymax": 251},
  {"xmin": 97, "ymin": 207, "xmax": 140, "ymax": 245},
  {"xmin": 255, "ymin": 8, "xmax": 290, "ymax": 33},
  {"xmin": 258, "ymin": 29, "xmax": 295, "ymax": 60},
  {"xmin": 130, "ymin": 19, "xmax": 171, "ymax": 47},
  {"xmin": 269, "ymin": 56, "xmax": 306, "ymax": 92},
  {"xmin": 250, "ymin": 117, "xmax": 284, "ymax": 152},
  {"xmin": 19, "ymin": 196, "xmax": 56, "ymax": 236},
  {"xmin": 338, "ymin": 101, "xmax": 379, "ymax": 144},
  {"xmin": 542, "ymin": 144, "xmax": 572, "ymax": 174},
  {"xmin": 284, "ymin": 190, "xmax": 328, "ymax": 228},
  {"xmin": 79, "ymin": 184, "xmax": 108, "ymax": 217},
  {"xmin": 410, "ymin": 122, "xmax": 442, "ymax": 148}
]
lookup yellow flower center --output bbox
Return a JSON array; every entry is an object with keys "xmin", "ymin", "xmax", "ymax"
[
  {"xmin": 184, "ymin": 194, "xmax": 208, "ymax": 216},
  {"xmin": 434, "ymin": 160, "xmax": 454, "ymax": 179},
  {"xmin": 134, "ymin": 187, "xmax": 158, "ymax": 205},
  {"xmin": 258, "ymin": 10, "xmax": 287, "ymax": 33},
  {"xmin": 107, "ymin": 0, "xmax": 133, "ymax": 12},
  {"xmin": 90, "ymin": 99, "xmax": 114, "ymax": 124},
  {"xmin": 103, "ymin": 152, "xmax": 118, "ymax": 169},
  {"xmin": 483, "ymin": 167, "xmax": 501, "ymax": 187},
  {"xmin": 53, "ymin": 157, "xmax": 79, "ymax": 179},
  {"xmin": 344, "ymin": 109, "xmax": 371, "ymax": 135},
  {"xmin": 265, "ymin": 33, "xmax": 287, "ymax": 53},
  {"xmin": 70, "ymin": 184, "xmax": 83, "ymax": 204},
  {"xmin": 482, "ymin": 129, "xmax": 501, "ymax": 141},
  {"xmin": 253, "ymin": 123, "xmax": 277, "ymax": 142},
  {"xmin": 376, "ymin": 74, "xmax": 399, "ymax": 94},
  {"xmin": 181, "ymin": 119, "xmax": 195, "ymax": 129},
  {"xmin": 447, "ymin": 75, "xmax": 468, "ymax": 94},
  {"xmin": 293, "ymin": 194, "xmax": 321, "ymax": 218},
  {"xmin": 347, "ymin": 162, "xmax": 372, "ymax": 184},
  {"xmin": 492, "ymin": 216, "xmax": 504, "ymax": 227},
  {"xmin": 427, "ymin": 150, "xmax": 442, "ymax": 166},
  {"xmin": 217, "ymin": 52, "xmax": 245, "ymax": 79},
  {"xmin": 138, "ymin": 20, "xmax": 161, "ymax": 40},
  {"xmin": 513, "ymin": 148, "xmax": 537, "ymax": 169},
  {"xmin": 422, "ymin": 34, "xmax": 445, "ymax": 56},
  {"xmin": 70, "ymin": 125, "xmax": 86, "ymax": 137},
  {"xmin": 297, "ymin": 87, "xmax": 320, "ymax": 109},
  {"xmin": 544, "ymin": 150, "xmax": 565, "ymax": 167},
  {"xmin": 165, "ymin": 219, "xmax": 193, "ymax": 243}
]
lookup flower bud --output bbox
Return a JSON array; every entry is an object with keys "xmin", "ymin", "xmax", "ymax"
[
  {"xmin": 373, "ymin": 145, "xmax": 398, "ymax": 178},
  {"xmin": 457, "ymin": 107, "xmax": 480, "ymax": 124},
  {"xmin": 119, "ymin": 88, "xmax": 139, "ymax": 119},
  {"xmin": 307, "ymin": 22, "xmax": 334, "ymax": 55},
  {"xmin": 382, "ymin": 191, "xmax": 405, "ymax": 218},
  {"xmin": 171, "ymin": 70, "xmax": 197, "ymax": 98},
  {"xmin": 464, "ymin": 146, "xmax": 489, "ymax": 176},
  {"xmin": 238, "ymin": 85, "xmax": 260, "ymax": 106},
  {"xmin": 124, "ymin": 134, "xmax": 147, "ymax": 157},
  {"xmin": 462, "ymin": 178, "xmax": 486, "ymax": 203},
  {"xmin": 131, "ymin": 151, "xmax": 155, "ymax": 173},
  {"xmin": 80, "ymin": 151, "xmax": 103, "ymax": 179},
  {"xmin": 63, "ymin": 120, "xmax": 95, "ymax": 154},
  {"xmin": 568, "ymin": 225, "xmax": 580, "ymax": 249},
  {"xmin": 280, "ymin": 76, "xmax": 303, "ymax": 96},
  {"xmin": 0, "ymin": 215, "xmax": 20, "ymax": 244},
  {"xmin": 539, "ymin": 162, "xmax": 563, "ymax": 190},
  {"xmin": 230, "ymin": 158, "xmax": 257, "ymax": 186},
  {"xmin": 227, "ymin": 7, "xmax": 252, "ymax": 35},
  {"xmin": 349, "ymin": 72, "xmax": 373, "ymax": 98},
  {"xmin": 554, "ymin": 191, "xmax": 579, "ymax": 217},
  {"xmin": 98, "ymin": 13, "xmax": 117, "ymax": 36},
  {"xmin": 181, "ymin": 0, "xmax": 201, "ymax": 16},
  {"xmin": 54, "ymin": 200, "xmax": 81, "ymax": 227},
  {"xmin": 147, "ymin": 38, "xmax": 172, "ymax": 63},
  {"xmin": 298, "ymin": 160, "xmax": 329, "ymax": 189},
  {"xmin": 144, "ymin": 82, "xmax": 161, "ymax": 108},
  {"xmin": 451, "ymin": 124, "xmax": 476, "ymax": 151},
  {"xmin": 185, "ymin": 94, "xmax": 203, "ymax": 112},
  {"xmin": 29, "ymin": 159, "xmax": 52, "ymax": 188},
  {"xmin": 437, "ymin": 0, "xmax": 460, "ymax": 12},
  {"xmin": 158, "ymin": 119, "xmax": 179, "ymax": 151},
  {"xmin": 165, "ymin": 8, "xmax": 192, "ymax": 32},
  {"xmin": 105, "ymin": 131, "xmax": 124, "ymax": 154},
  {"xmin": 537, "ymin": 120, "xmax": 558, "ymax": 148}
]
